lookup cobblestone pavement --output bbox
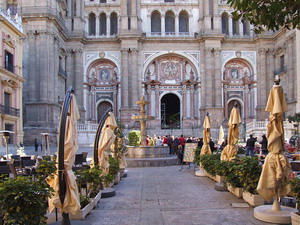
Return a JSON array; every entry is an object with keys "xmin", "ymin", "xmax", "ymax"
[{"xmin": 86, "ymin": 166, "xmax": 273, "ymax": 225}]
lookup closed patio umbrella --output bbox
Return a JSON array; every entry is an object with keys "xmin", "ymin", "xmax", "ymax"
[
  {"xmin": 218, "ymin": 125, "xmax": 224, "ymax": 146},
  {"xmin": 221, "ymin": 105, "xmax": 241, "ymax": 161},
  {"xmin": 47, "ymin": 91, "xmax": 81, "ymax": 223},
  {"xmin": 97, "ymin": 112, "xmax": 117, "ymax": 175},
  {"xmin": 256, "ymin": 83, "xmax": 291, "ymax": 205},
  {"xmin": 200, "ymin": 113, "xmax": 212, "ymax": 155}
]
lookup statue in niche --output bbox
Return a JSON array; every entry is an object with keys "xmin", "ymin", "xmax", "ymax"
[
  {"xmin": 230, "ymin": 68, "xmax": 239, "ymax": 79},
  {"xmin": 100, "ymin": 69, "xmax": 109, "ymax": 81}
]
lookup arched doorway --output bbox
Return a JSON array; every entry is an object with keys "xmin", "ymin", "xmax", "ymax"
[
  {"xmin": 161, "ymin": 94, "xmax": 180, "ymax": 129},
  {"xmin": 97, "ymin": 101, "xmax": 112, "ymax": 123}
]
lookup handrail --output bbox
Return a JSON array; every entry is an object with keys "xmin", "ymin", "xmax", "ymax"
[{"xmin": 93, "ymin": 107, "xmax": 113, "ymax": 165}]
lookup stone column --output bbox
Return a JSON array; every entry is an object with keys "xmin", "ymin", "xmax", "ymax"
[
  {"xmin": 131, "ymin": 49, "xmax": 139, "ymax": 106},
  {"xmin": 28, "ymin": 32, "xmax": 36, "ymax": 101},
  {"xmin": 113, "ymin": 87, "xmax": 118, "ymax": 116},
  {"xmin": 151, "ymin": 87, "xmax": 155, "ymax": 117},
  {"xmin": 189, "ymin": 15, "xmax": 193, "ymax": 36},
  {"xmin": 96, "ymin": 15, "xmax": 99, "ymax": 36},
  {"xmin": 74, "ymin": 49, "xmax": 83, "ymax": 108},
  {"xmin": 92, "ymin": 88, "xmax": 96, "ymax": 121},
  {"xmin": 213, "ymin": 0, "xmax": 221, "ymax": 32},
  {"xmin": 288, "ymin": 37, "xmax": 294, "ymax": 100},
  {"xmin": 186, "ymin": 87, "xmax": 191, "ymax": 118},
  {"xmin": 214, "ymin": 49, "xmax": 222, "ymax": 107},
  {"xmin": 190, "ymin": 87, "xmax": 195, "ymax": 119},
  {"xmin": 203, "ymin": 0, "xmax": 211, "ymax": 30},
  {"xmin": 204, "ymin": 48, "xmax": 213, "ymax": 107},
  {"xmin": 121, "ymin": 49, "xmax": 129, "ymax": 108},
  {"xmin": 107, "ymin": 14, "xmax": 111, "ymax": 37},
  {"xmin": 161, "ymin": 15, "xmax": 165, "ymax": 37},
  {"xmin": 228, "ymin": 17, "xmax": 233, "ymax": 36},
  {"xmin": 175, "ymin": 15, "xmax": 179, "ymax": 35},
  {"xmin": 266, "ymin": 49, "xmax": 275, "ymax": 92},
  {"xmin": 76, "ymin": 0, "xmax": 81, "ymax": 17},
  {"xmin": 66, "ymin": 50, "xmax": 74, "ymax": 89},
  {"xmin": 257, "ymin": 48, "xmax": 267, "ymax": 119},
  {"xmin": 39, "ymin": 33, "xmax": 49, "ymax": 101},
  {"xmin": 147, "ymin": 14, "xmax": 151, "ymax": 34},
  {"xmin": 67, "ymin": 0, "xmax": 72, "ymax": 17},
  {"xmin": 183, "ymin": 86, "xmax": 187, "ymax": 119},
  {"xmin": 155, "ymin": 85, "xmax": 159, "ymax": 118},
  {"xmin": 239, "ymin": 20, "xmax": 243, "ymax": 36}
]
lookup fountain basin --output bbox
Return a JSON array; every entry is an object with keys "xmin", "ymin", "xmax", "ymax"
[{"xmin": 126, "ymin": 146, "xmax": 169, "ymax": 158}]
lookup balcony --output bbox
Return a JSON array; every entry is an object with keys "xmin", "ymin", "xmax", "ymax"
[
  {"xmin": 0, "ymin": 104, "xmax": 20, "ymax": 117},
  {"xmin": 273, "ymin": 65, "xmax": 287, "ymax": 77}
]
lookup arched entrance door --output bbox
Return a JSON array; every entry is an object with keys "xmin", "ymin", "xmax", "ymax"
[
  {"xmin": 161, "ymin": 94, "xmax": 180, "ymax": 129},
  {"xmin": 97, "ymin": 101, "xmax": 112, "ymax": 123},
  {"xmin": 227, "ymin": 100, "xmax": 242, "ymax": 118}
]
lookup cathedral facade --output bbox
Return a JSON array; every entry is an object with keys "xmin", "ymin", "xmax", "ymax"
[{"xmin": 12, "ymin": 0, "xmax": 300, "ymax": 144}]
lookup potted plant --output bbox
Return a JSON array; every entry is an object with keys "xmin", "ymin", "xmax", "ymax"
[
  {"xmin": 225, "ymin": 159, "xmax": 243, "ymax": 198},
  {"xmin": 290, "ymin": 177, "xmax": 300, "ymax": 224},
  {"xmin": 109, "ymin": 156, "xmax": 120, "ymax": 185},
  {"xmin": 215, "ymin": 160, "xmax": 231, "ymax": 183},
  {"xmin": 239, "ymin": 157, "xmax": 264, "ymax": 206},
  {"xmin": 128, "ymin": 130, "xmax": 141, "ymax": 146},
  {"xmin": 0, "ymin": 176, "xmax": 53, "ymax": 225},
  {"xmin": 199, "ymin": 154, "xmax": 220, "ymax": 180}
]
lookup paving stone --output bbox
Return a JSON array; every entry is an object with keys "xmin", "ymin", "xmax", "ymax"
[{"xmin": 84, "ymin": 166, "xmax": 275, "ymax": 225}]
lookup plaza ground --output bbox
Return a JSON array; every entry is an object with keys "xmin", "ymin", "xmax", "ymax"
[{"xmin": 85, "ymin": 166, "xmax": 274, "ymax": 225}]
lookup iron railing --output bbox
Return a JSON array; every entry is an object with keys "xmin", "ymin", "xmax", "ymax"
[{"xmin": 0, "ymin": 104, "xmax": 20, "ymax": 117}]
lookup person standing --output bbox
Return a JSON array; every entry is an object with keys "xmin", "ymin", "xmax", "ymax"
[
  {"xmin": 167, "ymin": 135, "xmax": 173, "ymax": 154},
  {"xmin": 172, "ymin": 136, "xmax": 180, "ymax": 154},
  {"xmin": 34, "ymin": 138, "xmax": 38, "ymax": 152},
  {"xmin": 179, "ymin": 135, "xmax": 186, "ymax": 152},
  {"xmin": 156, "ymin": 136, "xmax": 163, "ymax": 146},
  {"xmin": 246, "ymin": 134, "xmax": 257, "ymax": 157},
  {"xmin": 209, "ymin": 138, "xmax": 215, "ymax": 152},
  {"xmin": 260, "ymin": 134, "xmax": 268, "ymax": 156}
]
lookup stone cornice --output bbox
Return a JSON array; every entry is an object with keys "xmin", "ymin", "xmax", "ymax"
[{"xmin": 0, "ymin": 66, "xmax": 25, "ymax": 82}]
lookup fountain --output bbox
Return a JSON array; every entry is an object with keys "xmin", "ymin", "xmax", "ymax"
[{"xmin": 126, "ymin": 96, "xmax": 179, "ymax": 167}]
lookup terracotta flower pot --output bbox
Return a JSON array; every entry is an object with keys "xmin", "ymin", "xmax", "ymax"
[{"xmin": 291, "ymin": 212, "xmax": 300, "ymax": 225}]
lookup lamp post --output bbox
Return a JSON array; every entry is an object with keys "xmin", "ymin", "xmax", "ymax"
[{"xmin": 0, "ymin": 130, "xmax": 15, "ymax": 160}]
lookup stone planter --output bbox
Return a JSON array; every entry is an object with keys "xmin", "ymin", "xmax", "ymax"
[
  {"xmin": 92, "ymin": 191, "xmax": 102, "ymax": 208},
  {"xmin": 70, "ymin": 199, "xmax": 94, "ymax": 220},
  {"xmin": 119, "ymin": 168, "xmax": 125, "ymax": 178},
  {"xmin": 227, "ymin": 184, "xmax": 243, "ymax": 199},
  {"xmin": 242, "ymin": 192, "xmax": 264, "ymax": 207},
  {"xmin": 113, "ymin": 172, "xmax": 121, "ymax": 185},
  {"xmin": 292, "ymin": 212, "xmax": 300, "ymax": 225},
  {"xmin": 215, "ymin": 175, "xmax": 225, "ymax": 183}
]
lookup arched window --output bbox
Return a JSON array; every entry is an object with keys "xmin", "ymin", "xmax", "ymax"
[
  {"xmin": 221, "ymin": 13, "xmax": 229, "ymax": 35},
  {"xmin": 151, "ymin": 11, "xmax": 161, "ymax": 34},
  {"xmin": 165, "ymin": 11, "xmax": 175, "ymax": 34},
  {"xmin": 242, "ymin": 19, "xmax": 250, "ymax": 36},
  {"xmin": 110, "ymin": 12, "xmax": 118, "ymax": 35},
  {"xmin": 232, "ymin": 19, "xmax": 239, "ymax": 35},
  {"xmin": 89, "ymin": 13, "xmax": 96, "ymax": 35},
  {"xmin": 100, "ymin": 0, "xmax": 107, "ymax": 3},
  {"xmin": 100, "ymin": 13, "xmax": 107, "ymax": 35},
  {"xmin": 179, "ymin": 11, "xmax": 189, "ymax": 34}
]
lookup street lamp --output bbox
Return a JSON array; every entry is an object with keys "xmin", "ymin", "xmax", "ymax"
[{"xmin": 0, "ymin": 130, "xmax": 15, "ymax": 160}]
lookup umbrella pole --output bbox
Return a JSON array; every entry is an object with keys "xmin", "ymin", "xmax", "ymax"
[
  {"xmin": 93, "ymin": 107, "xmax": 112, "ymax": 165},
  {"xmin": 62, "ymin": 213, "xmax": 71, "ymax": 225},
  {"xmin": 272, "ymin": 184, "xmax": 281, "ymax": 211}
]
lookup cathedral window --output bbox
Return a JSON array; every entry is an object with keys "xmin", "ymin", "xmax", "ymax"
[
  {"xmin": 151, "ymin": 11, "xmax": 161, "ymax": 34},
  {"xmin": 164, "ymin": 0, "xmax": 174, "ymax": 2},
  {"xmin": 110, "ymin": 12, "xmax": 118, "ymax": 35},
  {"xmin": 4, "ymin": 50, "xmax": 14, "ymax": 73},
  {"xmin": 100, "ymin": 13, "xmax": 107, "ymax": 35},
  {"xmin": 242, "ymin": 19, "xmax": 250, "ymax": 36},
  {"xmin": 165, "ymin": 11, "xmax": 175, "ymax": 34},
  {"xmin": 100, "ymin": 0, "xmax": 107, "ymax": 3},
  {"xmin": 232, "ymin": 19, "xmax": 239, "ymax": 35},
  {"xmin": 89, "ymin": 13, "xmax": 96, "ymax": 35},
  {"xmin": 179, "ymin": 11, "xmax": 189, "ymax": 34},
  {"xmin": 221, "ymin": 13, "xmax": 229, "ymax": 35}
]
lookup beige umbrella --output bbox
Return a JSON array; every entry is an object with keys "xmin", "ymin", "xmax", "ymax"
[
  {"xmin": 256, "ymin": 84, "xmax": 291, "ymax": 205},
  {"xmin": 218, "ymin": 125, "xmax": 224, "ymax": 146},
  {"xmin": 98, "ymin": 112, "xmax": 117, "ymax": 175},
  {"xmin": 200, "ymin": 113, "xmax": 212, "ymax": 155},
  {"xmin": 221, "ymin": 105, "xmax": 241, "ymax": 161},
  {"xmin": 48, "ymin": 93, "xmax": 80, "ymax": 214}
]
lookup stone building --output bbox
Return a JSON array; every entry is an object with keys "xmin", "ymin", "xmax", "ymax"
[
  {"xmin": 0, "ymin": 5, "xmax": 25, "ymax": 146},
  {"xmin": 15, "ymin": 0, "xmax": 300, "ymax": 144}
]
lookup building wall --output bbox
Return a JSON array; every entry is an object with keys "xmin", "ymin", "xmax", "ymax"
[
  {"xmin": 19, "ymin": 0, "xmax": 299, "ymax": 142},
  {"xmin": 0, "ymin": 7, "xmax": 24, "ymax": 146}
]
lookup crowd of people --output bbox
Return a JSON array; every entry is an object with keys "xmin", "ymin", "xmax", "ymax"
[{"xmin": 144, "ymin": 133, "xmax": 272, "ymax": 160}]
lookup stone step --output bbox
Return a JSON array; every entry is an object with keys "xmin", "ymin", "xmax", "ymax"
[{"xmin": 126, "ymin": 156, "xmax": 179, "ymax": 167}]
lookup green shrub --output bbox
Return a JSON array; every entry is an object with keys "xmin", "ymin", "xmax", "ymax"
[
  {"xmin": 238, "ymin": 157, "xmax": 261, "ymax": 194},
  {"xmin": 225, "ymin": 159, "xmax": 243, "ymax": 188},
  {"xmin": 109, "ymin": 156, "xmax": 120, "ymax": 178},
  {"xmin": 215, "ymin": 160, "xmax": 231, "ymax": 176},
  {"xmin": 290, "ymin": 177, "xmax": 300, "ymax": 212},
  {"xmin": 200, "ymin": 154, "xmax": 220, "ymax": 176},
  {"xmin": 128, "ymin": 130, "xmax": 141, "ymax": 146},
  {"xmin": 0, "ymin": 177, "xmax": 53, "ymax": 225}
]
